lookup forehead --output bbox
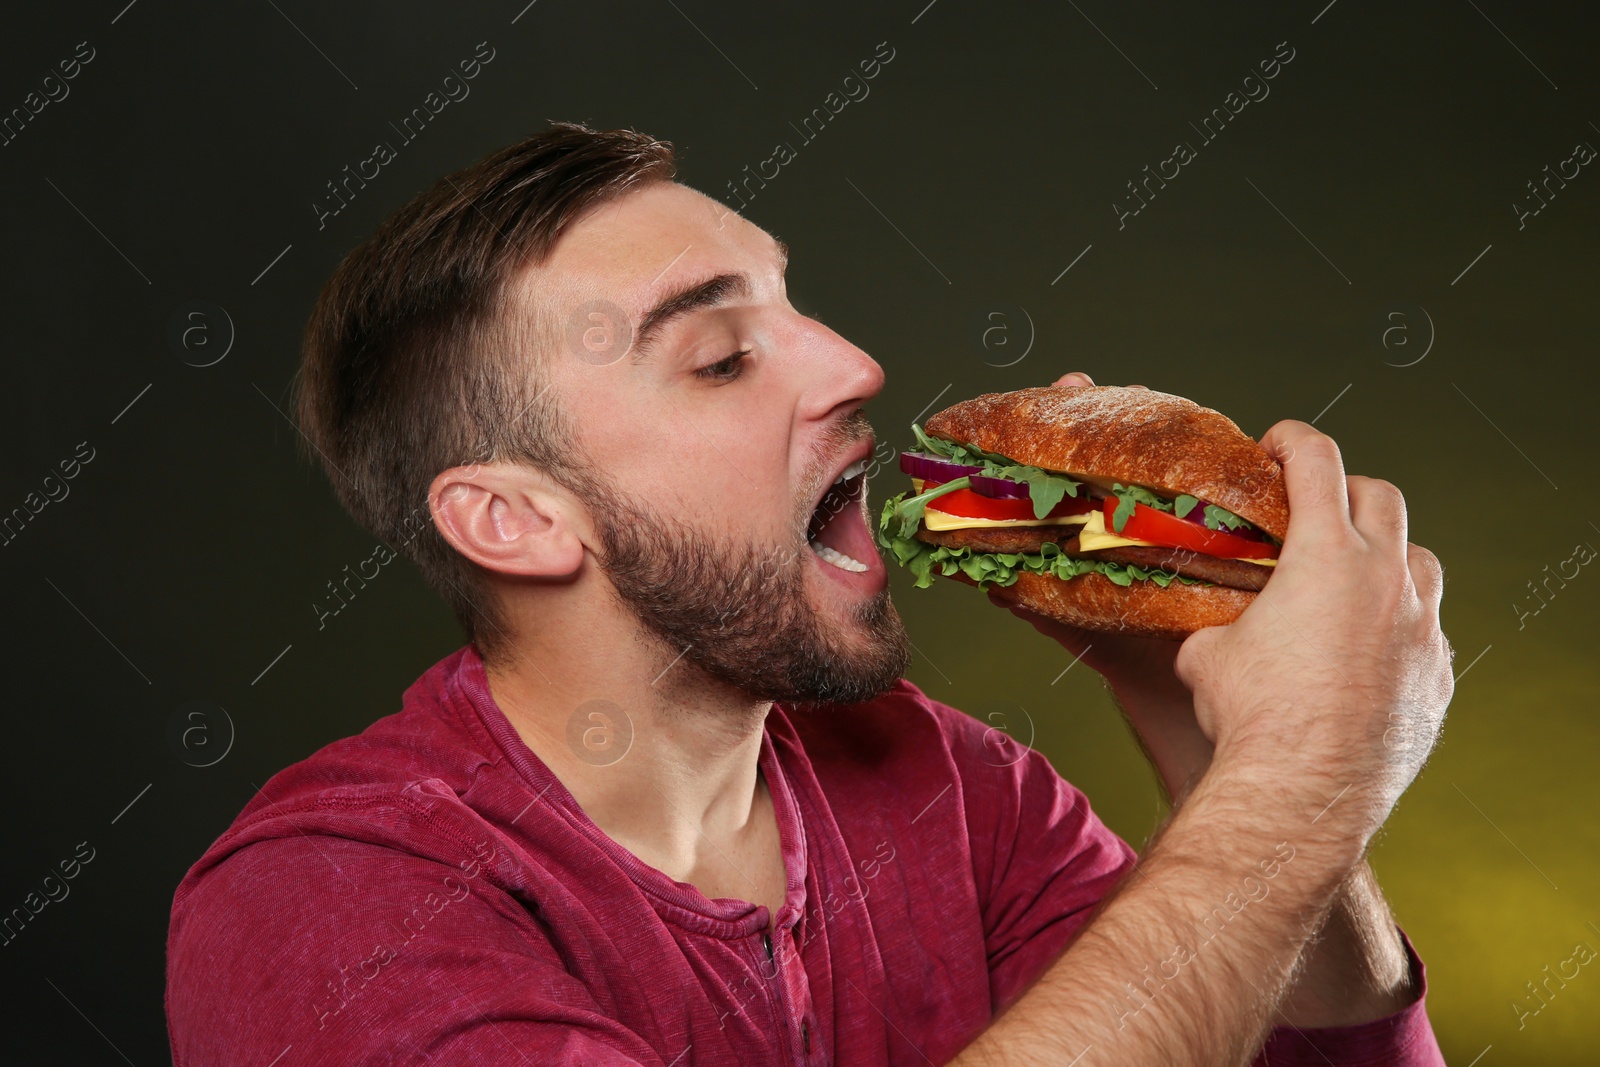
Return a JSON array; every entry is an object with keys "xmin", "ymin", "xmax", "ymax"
[{"xmin": 532, "ymin": 182, "xmax": 777, "ymax": 311}]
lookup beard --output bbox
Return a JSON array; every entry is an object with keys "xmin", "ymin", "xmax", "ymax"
[{"xmin": 581, "ymin": 428, "xmax": 911, "ymax": 706}]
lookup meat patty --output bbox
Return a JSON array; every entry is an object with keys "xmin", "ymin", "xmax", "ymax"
[
  {"xmin": 1079, "ymin": 543, "xmax": 1273, "ymax": 592},
  {"xmin": 914, "ymin": 523, "xmax": 1273, "ymax": 592},
  {"xmin": 915, "ymin": 524, "xmax": 1070, "ymax": 555}
]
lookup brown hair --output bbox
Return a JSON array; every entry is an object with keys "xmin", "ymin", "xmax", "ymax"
[{"xmin": 295, "ymin": 121, "xmax": 677, "ymax": 667}]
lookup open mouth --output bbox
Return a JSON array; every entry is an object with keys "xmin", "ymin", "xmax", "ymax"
[{"xmin": 806, "ymin": 457, "xmax": 875, "ymax": 573}]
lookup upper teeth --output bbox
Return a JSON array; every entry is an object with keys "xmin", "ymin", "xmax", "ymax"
[{"xmin": 833, "ymin": 459, "xmax": 867, "ymax": 486}]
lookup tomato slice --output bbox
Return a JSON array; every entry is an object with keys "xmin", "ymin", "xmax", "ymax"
[
  {"xmin": 922, "ymin": 480, "xmax": 1096, "ymax": 523},
  {"xmin": 1102, "ymin": 499, "xmax": 1279, "ymax": 560}
]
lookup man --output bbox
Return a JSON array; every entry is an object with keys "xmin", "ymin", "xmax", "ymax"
[{"xmin": 166, "ymin": 122, "xmax": 1454, "ymax": 1065}]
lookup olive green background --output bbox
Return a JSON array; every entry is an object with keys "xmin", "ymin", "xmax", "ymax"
[{"xmin": 2, "ymin": 1, "xmax": 1596, "ymax": 1062}]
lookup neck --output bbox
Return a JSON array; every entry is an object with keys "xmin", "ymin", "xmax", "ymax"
[{"xmin": 485, "ymin": 579, "xmax": 776, "ymax": 893}]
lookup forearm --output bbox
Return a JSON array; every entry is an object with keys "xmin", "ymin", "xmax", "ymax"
[
  {"xmin": 953, "ymin": 758, "xmax": 1362, "ymax": 1067},
  {"xmin": 1276, "ymin": 862, "xmax": 1415, "ymax": 1026},
  {"xmin": 1106, "ymin": 679, "xmax": 1417, "ymax": 1029}
]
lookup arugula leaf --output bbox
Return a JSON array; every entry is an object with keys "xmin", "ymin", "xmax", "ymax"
[
  {"xmin": 1113, "ymin": 483, "xmax": 1175, "ymax": 512},
  {"xmin": 987, "ymin": 465, "xmax": 1080, "ymax": 518},
  {"xmin": 910, "ymin": 424, "xmax": 1016, "ymax": 469},
  {"xmin": 908, "ymin": 424, "xmax": 1081, "ymax": 521},
  {"xmin": 884, "ymin": 477, "xmax": 972, "ymax": 540},
  {"xmin": 1110, "ymin": 482, "xmax": 1172, "ymax": 533},
  {"xmin": 1202, "ymin": 503, "xmax": 1251, "ymax": 532},
  {"xmin": 1174, "ymin": 494, "xmax": 1200, "ymax": 518}
]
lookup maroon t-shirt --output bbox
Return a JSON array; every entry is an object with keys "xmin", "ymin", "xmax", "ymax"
[{"xmin": 166, "ymin": 646, "xmax": 1444, "ymax": 1065}]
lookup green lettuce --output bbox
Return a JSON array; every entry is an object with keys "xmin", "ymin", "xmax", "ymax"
[{"xmin": 875, "ymin": 490, "xmax": 1209, "ymax": 591}]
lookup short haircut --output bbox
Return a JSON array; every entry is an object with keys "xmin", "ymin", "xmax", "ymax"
[{"xmin": 295, "ymin": 121, "xmax": 677, "ymax": 667}]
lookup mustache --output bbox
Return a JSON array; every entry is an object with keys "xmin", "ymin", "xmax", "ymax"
[{"xmin": 797, "ymin": 410, "xmax": 876, "ymax": 523}]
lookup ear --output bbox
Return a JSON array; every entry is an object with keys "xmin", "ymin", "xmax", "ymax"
[{"xmin": 428, "ymin": 462, "xmax": 587, "ymax": 578}]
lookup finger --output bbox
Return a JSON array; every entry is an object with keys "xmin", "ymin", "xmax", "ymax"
[
  {"xmin": 1053, "ymin": 372, "xmax": 1095, "ymax": 387},
  {"xmin": 1347, "ymin": 475, "xmax": 1407, "ymax": 550},
  {"xmin": 1258, "ymin": 420, "xmax": 1353, "ymax": 540},
  {"xmin": 1407, "ymin": 542, "xmax": 1444, "ymax": 612},
  {"xmin": 1128, "ymin": 383, "xmax": 1149, "ymax": 391}
]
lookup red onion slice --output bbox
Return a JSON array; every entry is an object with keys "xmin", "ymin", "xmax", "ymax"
[
  {"xmin": 899, "ymin": 451, "xmax": 981, "ymax": 483},
  {"xmin": 967, "ymin": 473, "xmax": 1031, "ymax": 499}
]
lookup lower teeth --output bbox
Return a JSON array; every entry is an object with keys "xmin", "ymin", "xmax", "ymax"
[{"xmin": 810, "ymin": 541, "xmax": 868, "ymax": 573}]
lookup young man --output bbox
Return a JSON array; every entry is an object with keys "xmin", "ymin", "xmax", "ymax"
[{"xmin": 166, "ymin": 122, "xmax": 1454, "ymax": 1065}]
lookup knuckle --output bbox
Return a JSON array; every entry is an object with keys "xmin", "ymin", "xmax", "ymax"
[
  {"xmin": 1366, "ymin": 477, "xmax": 1406, "ymax": 508},
  {"xmin": 1407, "ymin": 542, "xmax": 1444, "ymax": 586},
  {"xmin": 1295, "ymin": 431, "xmax": 1344, "ymax": 468}
]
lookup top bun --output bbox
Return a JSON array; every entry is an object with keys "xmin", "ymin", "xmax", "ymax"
[{"xmin": 923, "ymin": 385, "xmax": 1290, "ymax": 540}]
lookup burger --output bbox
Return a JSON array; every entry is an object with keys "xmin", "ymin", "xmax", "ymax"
[{"xmin": 873, "ymin": 385, "xmax": 1289, "ymax": 640}]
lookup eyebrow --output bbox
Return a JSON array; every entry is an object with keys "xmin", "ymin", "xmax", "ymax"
[{"xmin": 629, "ymin": 237, "xmax": 789, "ymax": 364}]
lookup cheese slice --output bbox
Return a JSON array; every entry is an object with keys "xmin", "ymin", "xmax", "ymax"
[
  {"xmin": 1076, "ymin": 511, "xmax": 1278, "ymax": 567},
  {"xmin": 1075, "ymin": 510, "xmax": 1159, "ymax": 550},
  {"xmin": 923, "ymin": 509, "xmax": 1091, "ymax": 531}
]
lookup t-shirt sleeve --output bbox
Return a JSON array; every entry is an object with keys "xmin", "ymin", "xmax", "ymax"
[
  {"xmin": 1252, "ymin": 930, "xmax": 1446, "ymax": 1066},
  {"xmin": 925, "ymin": 694, "xmax": 1138, "ymax": 1013},
  {"xmin": 166, "ymin": 834, "xmax": 665, "ymax": 1067}
]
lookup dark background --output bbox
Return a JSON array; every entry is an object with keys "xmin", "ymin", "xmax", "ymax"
[{"xmin": 3, "ymin": 1, "xmax": 1597, "ymax": 1062}]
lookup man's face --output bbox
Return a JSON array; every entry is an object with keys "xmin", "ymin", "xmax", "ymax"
[{"xmin": 522, "ymin": 182, "xmax": 910, "ymax": 704}]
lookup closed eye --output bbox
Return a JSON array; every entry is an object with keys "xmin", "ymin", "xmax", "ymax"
[{"xmin": 694, "ymin": 349, "xmax": 750, "ymax": 382}]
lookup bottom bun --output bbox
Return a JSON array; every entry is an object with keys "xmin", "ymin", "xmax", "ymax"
[{"xmin": 946, "ymin": 569, "xmax": 1256, "ymax": 640}]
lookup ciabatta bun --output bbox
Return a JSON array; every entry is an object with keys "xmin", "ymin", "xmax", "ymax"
[{"xmin": 916, "ymin": 385, "xmax": 1287, "ymax": 638}]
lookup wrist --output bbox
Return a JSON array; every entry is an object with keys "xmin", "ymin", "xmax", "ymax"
[{"xmin": 1193, "ymin": 743, "xmax": 1374, "ymax": 874}]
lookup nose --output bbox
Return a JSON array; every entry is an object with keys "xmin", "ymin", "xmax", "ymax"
[{"xmin": 793, "ymin": 316, "xmax": 885, "ymax": 425}]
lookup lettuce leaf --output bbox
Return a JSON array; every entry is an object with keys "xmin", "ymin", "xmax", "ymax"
[{"xmin": 875, "ymin": 491, "xmax": 1209, "ymax": 591}]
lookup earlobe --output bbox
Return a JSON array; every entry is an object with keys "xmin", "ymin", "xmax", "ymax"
[{"xmin": 428, "ymin": 464, "xmax": 585, "ymax": 578}]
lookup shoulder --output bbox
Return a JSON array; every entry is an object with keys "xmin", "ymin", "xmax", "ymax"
[
  {"xmin": 170, "ymin": 646, "xmax": 527, "ymax": 959},
  {"xmin": 242, "ymin": 646, "xmax": 500, "ymax": 808}
]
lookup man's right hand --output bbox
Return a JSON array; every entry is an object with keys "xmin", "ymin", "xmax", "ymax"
[{"xmin": 1172, "ymin": 418, "xmax": 1454, "ymax": 847}]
